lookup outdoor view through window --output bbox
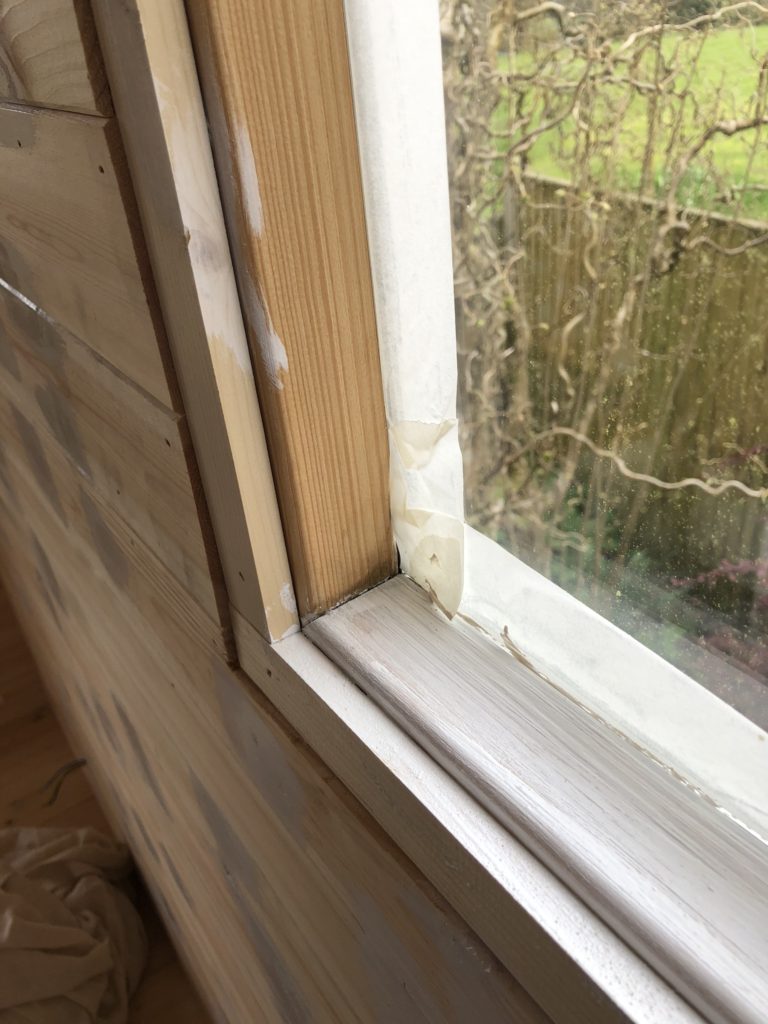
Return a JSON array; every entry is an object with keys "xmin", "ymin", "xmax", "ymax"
[{"xmin": 441, "ymin": 0, "xmax": 768, "ymax": 726}]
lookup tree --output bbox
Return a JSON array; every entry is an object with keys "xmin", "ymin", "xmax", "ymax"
[
  {"xmin": 441, "ymin": 0, "xmax": 768, "ymax": 676},
  {"xmin": 669, "ymin": 0, "xmax": 719, "ymax": 23}
]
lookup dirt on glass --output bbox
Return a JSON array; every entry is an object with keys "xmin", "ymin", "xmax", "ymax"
[{"xmin": 442, "ymin": 0, "xmax": 768, "ymax": 726}]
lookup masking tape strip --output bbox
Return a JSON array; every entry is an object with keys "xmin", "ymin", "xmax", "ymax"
[{"xmin": 344, "ymin": 0, "xmax": 465, "ymax": 614}]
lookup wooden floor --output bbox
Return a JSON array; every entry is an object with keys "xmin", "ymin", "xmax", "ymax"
[{"xmin": 0, "ymin": 585, "xmax": 211, "ymax": 1024}]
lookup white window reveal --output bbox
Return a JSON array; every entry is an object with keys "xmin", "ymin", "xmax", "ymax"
[{"xmin": 344, "ymin": 0, "xmax": 768, "ymax": 841}]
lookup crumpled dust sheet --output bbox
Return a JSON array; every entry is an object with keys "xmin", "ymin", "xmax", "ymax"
[{"xmin": 0, "ymin": 827, "xmax": 147, "ymax": 1024}]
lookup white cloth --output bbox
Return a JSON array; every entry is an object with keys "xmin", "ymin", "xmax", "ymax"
[{"xmin": 0, "ymin": 827, "xmax": 146, "ymax": 1023}]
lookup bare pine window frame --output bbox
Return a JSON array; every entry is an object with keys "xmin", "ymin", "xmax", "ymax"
[{"xmin": 93, "ymin": 3, "xmax": 768, "ymax": 1023}]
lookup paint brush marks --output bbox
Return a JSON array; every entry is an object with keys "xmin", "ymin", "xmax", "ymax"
[
  {"xmin": 279, "ymin": 582, "xmax": 297, "ymax": 616},
  {"xmin": 244, "ymin": 278, "xmax": 288, "ymax": 391},
  {"xmin": 235, "ymin": 125, "xmax": 263, "ymax": 238},
  {"xmin": 233, "ymin": 127, "xmax": 290, "ymax": 390}
]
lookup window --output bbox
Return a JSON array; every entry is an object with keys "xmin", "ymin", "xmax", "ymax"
[
  {"xmin": 444, "ymin": 0, "xmax": 768, "ymax": 730},
  {"xmin": 347, "ymin": 0, "xmax": 767, "ymax": 827},
  {"xmin": 341, "ymin": 3, "xmax": 767, "ymax": 1019}
]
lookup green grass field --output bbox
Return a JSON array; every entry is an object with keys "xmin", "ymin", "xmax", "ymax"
[{"xmin": 515, "ymin": 23, "xmax": 768, "ymax": 218}]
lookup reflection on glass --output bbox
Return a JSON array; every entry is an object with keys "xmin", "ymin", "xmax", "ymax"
[{"xmin": 442, "ymin": 0, "xmax": 768, "ymax": 725}]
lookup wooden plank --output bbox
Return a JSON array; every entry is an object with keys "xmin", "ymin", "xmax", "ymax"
[
  {"xmin": 0, "ymin": 102, "xmax": 173, "ymax": 406},
  {"xmin": 0, "ymin": 454, "xmax": 547, "ymax": 1024},
  {"xmin": 186, "ymin": 0, "xmax": 396, "ymax": 620},
  {"xmin": 0, "ymin": 0, "xmax": 110, "ymax": 115},
  {"xmin": 0, "ymin": 279, "xmax": 223, "ymax": 624},
  {"xmin": 91, "ymin": 0, "xmax": 297, "ymax": 642},
  {"xmin": 0, "ymin": 584, "xmax": 212, "ymax": 1022},
  {"xmin": 307, "ymin": 577, "xmax": 768, "ymax": 1024},
  {"xmin": 0, "ymin": 393, "xmax": 228, "ymax": 664}
]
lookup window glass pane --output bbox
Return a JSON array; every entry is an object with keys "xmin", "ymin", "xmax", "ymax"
[{"xmin": 442, "ymin": 0, "xmax": 768, "ymax": 726}]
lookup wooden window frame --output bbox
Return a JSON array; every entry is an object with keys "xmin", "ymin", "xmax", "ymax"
[
  {"xmin": 341, "ymin": 0, "xmax": 766, "ymax": 841},
  {"xmin": 92, "ymin": 3, "xmax": 767, "ymax": 1024},
  {"xmin": 186, "ymin": 0, "xmax": 396, "ymax": 623}
]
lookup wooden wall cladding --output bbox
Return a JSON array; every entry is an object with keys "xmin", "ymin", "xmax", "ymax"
[
  {"xmin": 0, "ymin": 0, "xmax": 110, "ymax": 114},
  {"xmin": 0, "ymin": 394, "xmax": 227, "ymax": 664},
  {"xmin": 0, "ymin": 103, "xmax": 172, "ymax": 404},
  {"xmin": 0, "ymin": 427, "xmax": 547, "ymax": 1024},
  {"xmin": 0, "ymin": 281, "xmax": 222, "ymax": 623},
  {"xmin": 90, "ymin": 0, "xmax": 297, "ymax": 642}
]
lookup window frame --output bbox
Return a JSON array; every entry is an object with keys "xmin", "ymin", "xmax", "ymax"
[
  {"xmin": 342, "ymin": 0, "xmax": 767, "ymax": 841},
  {"xmin": 186, "ymin": 0, "xmax": 396, "ymax": 624},
  {"xmin": 94, "ymin": 2, "xmax": 768, "ymax": 1022},
  {"xmin": 307, "ymin": 576, "xmax": 767, "ymax": 1024}
]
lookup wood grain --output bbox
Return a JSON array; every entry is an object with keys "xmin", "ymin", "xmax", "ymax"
[
  {"xmin": 0, "ymin": 442, "xmax": 547, "ymax": 1024},
  {"xmin": 187, "ymin": 0, "xmax": 395, "ymax": 620},
  {"xmin": 0, "ymin": 279, "xmax": 223, "ymax": 623},
  {"xmin": 0, "ymin": 102, "xmax": 173, "ymax": 405},
  {"xmin": 0, "ymin": 0, "xmax": 110, "ymax": 114},
  {"xmin": 0, "ymin": 582, "xmax": 211, "ymax": 1023},
  {"xmin": 0, "ymin": 393, "xmax": 228, "ymax": 663},
  {"xmin": 235, "ymin": 608, "xmax": 706, "ymax": 1024},
  {"xmin": 91, "ymin": 0, "xmax": 297, "ymax": 641},
  {"xmin": 308, "ymin": 576, "xmax": 768, "ymax": 1024}
]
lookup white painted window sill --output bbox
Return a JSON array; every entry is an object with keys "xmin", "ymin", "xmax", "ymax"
[
  {"xmin": 460, "ymin": 525, "xmax": 768, "ymax": 841},
  {"xmin": 234, "ymin": 596, "xmax": 703, "ymax": 1023},
  {"xmin": 304, "ymin": 575, "xmax": 768, "ymax": 1024}
]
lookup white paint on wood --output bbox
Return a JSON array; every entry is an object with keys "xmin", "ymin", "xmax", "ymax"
[
  {"xmin": 242, "ymin": 278, "xmax": 288, "ymax": 391},
  {"xmin": 233, "ymin": 123, "xmax": 263, "ymax": 237},
  {"xmin": 462, "ymin": 524, "xmax": 768, "ymax": 840},
  {"xmin": 307, "ymin": 576, "xmax": 768, "ymax": 1024},
  {"xmin": 343, "ymin": 0, "xmax": 465, "ymax": 614},
  {"xmin": 279, "ymin": 581, "xmax": 297, "ymax": 615},
  {"xmin": 92, "ymin": 0, "xmax": 298, "ymax": 640},
  {"xmin": 233, "ymin": 609, "xmax": 703, "ymax": 1024},
  {"xmin": 344, "ymin": 0, "xmax": 767, "ymax": 853},
  {"xmin": 0, "ymin": 103, "xmax": 173, "ymax": 405}
]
